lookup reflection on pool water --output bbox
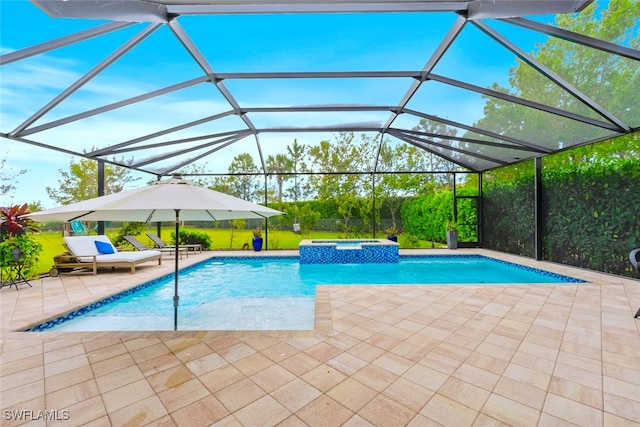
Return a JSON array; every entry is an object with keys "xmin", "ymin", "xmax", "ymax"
[{"xmin": 28, "ymin": 255, "xmax": 583, "ymax": 332}]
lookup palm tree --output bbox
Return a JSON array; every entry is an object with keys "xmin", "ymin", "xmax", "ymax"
[{"xmin": 266, "ymin": 153, "xmax": 294, "ymax": 210}]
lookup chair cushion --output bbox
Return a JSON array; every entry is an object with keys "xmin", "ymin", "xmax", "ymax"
[{"xmin": 95, "ymin": 240, "xmax": 115, "ymax": 254}]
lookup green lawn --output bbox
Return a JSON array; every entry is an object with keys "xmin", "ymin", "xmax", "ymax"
[{"xmin": 31, "ymin": 227, "xmax": 439, "ymax": 276}]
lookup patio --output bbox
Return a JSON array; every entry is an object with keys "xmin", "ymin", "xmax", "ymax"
[{"xmin": 1, "ymin": 249, "xmax": 639, "ymax": 426}]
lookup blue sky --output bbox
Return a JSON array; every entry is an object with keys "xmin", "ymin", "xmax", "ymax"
[{"xmin": 0, "ymin": 0, "xmax": 556, "ymax": 208}]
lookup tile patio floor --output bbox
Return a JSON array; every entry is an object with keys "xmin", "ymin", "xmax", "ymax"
[{"xmin": 1, "ymin": 249, "xmax": 639, "ymax": 426}]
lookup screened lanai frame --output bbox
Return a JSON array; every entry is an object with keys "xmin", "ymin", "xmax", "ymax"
[{"xmin": 1, "ymin": 0, "xmax": 639, "ymax": 247}]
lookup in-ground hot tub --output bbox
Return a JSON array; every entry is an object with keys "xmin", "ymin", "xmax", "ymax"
[{"xmin": 299, "ymin": 239, "xmax": 399, "ymax": 264}]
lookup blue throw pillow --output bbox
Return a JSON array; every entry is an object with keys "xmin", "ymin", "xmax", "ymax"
[{"xmin": 95, "ymin": 240, "xmax": 115, "ymax": 254}]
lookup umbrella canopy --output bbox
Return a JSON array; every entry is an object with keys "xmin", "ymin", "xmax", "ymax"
[
  {"xmin": 26, "ymin": 177, "xmax": 283, "ymax": 330},
  {"xmin": 27, "ymin": 177, "xmax": 282, "ymax": 222}
]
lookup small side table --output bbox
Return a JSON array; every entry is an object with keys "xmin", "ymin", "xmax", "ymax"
[{"xmin": 1, "ymin": 261, "xmax": 32, "ymax": 291}]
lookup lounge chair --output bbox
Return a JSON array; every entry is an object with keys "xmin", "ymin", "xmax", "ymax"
[
  {"xmin": 49, "ymin": 235, "xmax": 161, "ymax": 276},
  {"xmin": 123, "ymin": 235, "xmax": 187, "ymax": 259},
  {"xmin": 146, "ymin": 233, "xmax": 202, "ymax": 255}
]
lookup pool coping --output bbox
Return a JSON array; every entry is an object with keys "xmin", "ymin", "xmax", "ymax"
[
  {"xmin": 3, "ymin": 248, "xmax": 637, "ymax": 337},
  {"xmin": 21, "ymin": 253, "xmax": 586, "ymax": 333}
]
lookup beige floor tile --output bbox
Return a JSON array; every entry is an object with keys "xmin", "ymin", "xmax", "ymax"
[
  {"xmin": 101, "ymin": 378, "xmax": 155, "ymax": 413},
  {"xmin": 2, "ymin": 365, "xmax": 44, "ymax": 390},
  {"xmin": 549, "ymin": 376, "xmax": 603, "ymax": 410},
  {"xmin": 249, "ymin": 363, "xmax": 296, "ymax": 393},
  {"xmin": 471, "ymin": 413, "xmax": 514, "ymax": 426},
  {"xmin": 231, "ymin": 352, "xmax": 274, "ymax": 377},
  {"xmin": 186, "ymin": 353, "xmax": 228, "ymax": 376},
  {"xmin": 482, "ymin": 394, "xmax": 541, "ymax": 426},
  {"xmin": 552, "ymin": 361, "xmax": 603, "ymax": 390},
  {"xmin": 199, "ymin": 364, "xmax": 245, "ymax": 394},
  {"xmin": 544, "ymin": 392, "xmax": 604, "ymax": 426},
  {"xmin": 130, "ymin": 342, "xmax": 172, "ymax": 364},
  {"xmin": 86, "ymin": 347, "xmax": 132, "ymax": 372},
  {"xmin": 209, "ymin": 414, "xmax": 242, "ymax": 427},
  {"xmin": 45, "ymin": 378, "xmax": 100, "ymax": 409},
  {"xmin": 258, "ymin": 341, "xmax": 299, "ymax": 362},
  {"xmin": 358, "ymin": 394, "xmax": 416, "ymax": 426},
  {"xmin": 437, "ymin": 376, "xmax": 490, "ymax": 412},
  {"xmin": 346, "ymin": 341, "xmax": 387, "ymax": 362},
  {"xmin": 605, "ymin": 413, "xmax": 640, "ymax": 427},
  {"xmin": 43, "ymin": 342, "xmax": 86, "ymax": 365},
  {"xmin": 171, "ymin": 396, "xmax": 229, "ymax": 427},
  {"xmin": 494, "ymin": 377, "xmax": 546, "ymax": 412},
  {"xmin": 107, "ymin": 395, "xmax": 168, "ymax": 427},
  {"xmin": 403, "ymin": 363, "xmax": 450, "ymax": 392},
  {"xmin": 501, "ymin": 362, "xmax": 552, "ymax": 391},
  {"xmin": 301, "ymin": 363, "xmax": 348, "ymax": 392},
  {"xmin": 278, "ymin": 351, "xmax": 322, "ymax": 376},
  {"xmin": 95, "ymin": 365, "xmax": 145, "ymax": 394},
  {"xmin": 326, "ymin": 351, "xmax": 369, "ymax": 375},
  {"xmin": 296, "ymin": 394, "xmax": 353, "ymax": 427},
  {"xmin": 453, "ymin": 363, "xmax": 502, "ymax": 390},
  {"xmin": 1, "ymin": 379, "xmax": 45, "ymax": 408},
  {"xmin": 214, "ymin": 377, "xmax": 266, "ymax": 413},
  {"xmin": 44, "ymin": 354, "xmax": 89, "ymax": 378},
  {"xmin": 137, "ymin": 352, "xmax": 182, "ymax": 377},
  {"xmin": 342, "ymin": 414, "xmax": 376, "ymax": 426},
  {"xmin": 417, "ymin": 350, "xmax": 462, "ymax": 376},
  {"xmin": 218, "ymin": 342, "xmax": 256, "ymax": 363},
  {"xmin": 172, "ymin": 342, "xmax": 215, "ymax": 364},
  {"xmin": 1, "ymin": 353, "xmax": 43, "ymax": 377},
  {"xmin": 381, "ymin": 376, "xmax": 435, "ymax": 412},
  {"xmin": 271, "ymin": 378, "xmax": 322, "ymax": 413},
  {"xmin": 604, "ymin": 392, "xmax": 640, "ymax": 424},
  {"xmin": 233, "ymin": 395, "xmax": 291, "ymax": 427},
  {"xmin": 419, "ymin": 393, "xmax": 478, "ymax": 427},
  {"xmin": 304, "ymin": 341, "xmax": 343, "ymax": 363},
  {"xmin": 158, "ymin": 377, "xmax": 210, "ymax": 413},
  {"xmin": 83, "ymin": 341, "xmax": 128, "ymax": 364},
  {"xmin": 351, "ymin": 363, "xmax": 398, "ymax": 392}
]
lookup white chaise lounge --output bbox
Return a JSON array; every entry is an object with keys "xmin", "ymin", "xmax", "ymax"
[{"xmin": 50, "ymin": 235, "xmax": 162, "ymax": 276}]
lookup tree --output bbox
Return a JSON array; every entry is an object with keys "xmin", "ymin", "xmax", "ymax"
[
  {"xmin": 0, "ymin": 154, "xmax": 27, "ymax": 202},
  {"xmin": 175, "ymin": 162, "xmax": 216, "ymax": 188},
  {"xmin": 472, "ymin": 0, "xmax": 639, "ymax": 153},
  {"xmin": 307, "ymin": 132, "xmax": 376, "ymax": 232},
  {"xmin": 410, "ymin": 119, "xmax": 462, "ymax": 175},
  {"xmin": 284, "ymin": 139, "xmax": 310, "ymax": 225},
  {"xmin": 266, "ymin": 153, "xmax": 294, "ymax": 209},
  {"xmin": 45, "ymin": 158, "xmax": 140, "ymax": 204},
  {"xmin": 376, "ymin": 140, "xmax": 438, "ymax": 227},
  {"xmin": 226, "ymin": 153, "xmax": 260, "ymax": 202}
]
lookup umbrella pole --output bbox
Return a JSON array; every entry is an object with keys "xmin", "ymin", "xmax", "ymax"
[{"xmin": 173, "ymin": 209, "xmax": 180, "ymax": 330}]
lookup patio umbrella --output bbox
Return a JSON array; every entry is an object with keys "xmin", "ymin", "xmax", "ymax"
[{"xmin": 26, "ymin": 177, "xmax": 283, "ymax": 330}]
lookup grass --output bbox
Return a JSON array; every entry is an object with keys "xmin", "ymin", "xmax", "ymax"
[{"xmin": 30, "ymin": 227, "xmax": 441, "ymax": 276}]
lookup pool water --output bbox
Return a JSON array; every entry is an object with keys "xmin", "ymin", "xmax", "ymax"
[{"xmin": 32, "ymin": 256, "xmax": 583, "ymax": 332}]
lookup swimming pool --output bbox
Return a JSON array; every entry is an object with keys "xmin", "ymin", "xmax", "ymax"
[{"xmin": 28, "ymin": 255, "xmax": 584, "ymax": 332}]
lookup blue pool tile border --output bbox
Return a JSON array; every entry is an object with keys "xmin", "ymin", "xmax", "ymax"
[{"xmin": 24, "ymin": 254, "xmax": 584, "ymax": 331}]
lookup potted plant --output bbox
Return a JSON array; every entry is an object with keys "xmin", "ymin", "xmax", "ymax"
[
  {"xmin": 252, "ymin": 228, "xmax": 263, "ymax": 251},
  {"xmin": 445, "ymin": 219, "xmax": 458, "ymax": 249},
  {"xmin": 385, "ymin": 224, "xmax": 399, "ymax": 242},
  {"xmin": 0, "ymin": 204, "xmax": 42, "ymax": 283}
]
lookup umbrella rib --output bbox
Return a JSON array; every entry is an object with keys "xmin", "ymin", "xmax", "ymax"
[
  {"xmin": 205, "ymin": 210, "xmax": 218, "ymax": 221},
  {"xmin": 70, "ymin": 211, "xmax": 95, "ymax": 221},
  {"xmin": 145, "ymin": 209, "xmax": 156, "ymax": 223}
]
